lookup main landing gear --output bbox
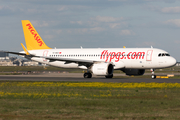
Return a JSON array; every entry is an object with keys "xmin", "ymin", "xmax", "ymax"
[
  {"xmin": 83, "ymin": 72, "xmax": 113, "ymax": 78},
  {"xmin": 83, "ymin": 72, "xmax": 92, "ymax": 78},
  {"xmin": 105, "ymin": 74, "xmax": 113, "ymax": 78},
  {"xmin": 151, "ymin": 69, "xmax": 156, "ymax": 79}
]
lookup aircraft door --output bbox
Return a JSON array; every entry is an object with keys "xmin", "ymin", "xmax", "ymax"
[
  {"xmin": 146, "ymin": 50, "xmax": 153, "ymax": 61},
  {"xmin": 43, "ymin": 50, "xmax": 49, "ymax": 63}
]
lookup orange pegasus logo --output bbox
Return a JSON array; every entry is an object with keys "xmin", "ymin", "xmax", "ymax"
[{"xmin": 26, "ymin": 23, "xmax": 44, "ymax": 46}]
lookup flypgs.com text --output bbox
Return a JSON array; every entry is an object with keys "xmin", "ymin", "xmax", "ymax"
[
  {"xmin": 100, "ymin": 50, "xmax": 145, "ymax": 62},
  {"xmin": 26, "ymin": 23, "xmax": 44, "ymax": 46}
]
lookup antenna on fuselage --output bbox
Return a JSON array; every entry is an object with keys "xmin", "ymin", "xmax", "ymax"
[
  {"xmin": 80, "ymin": 46, "xmax": 83, "ymax": 49},
  {"xmin": 151, "ymin": 46, "xmax": 153, "ymax": 48}
]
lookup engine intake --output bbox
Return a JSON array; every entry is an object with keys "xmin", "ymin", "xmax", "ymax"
[{"xmin": 91, "ymin": 63, "xmax": 114, "ymax": 76}]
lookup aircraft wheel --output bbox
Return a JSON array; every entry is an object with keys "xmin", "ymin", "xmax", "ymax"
[
  {"xmin": 151, "ymin": 69, "xmax": 156, "ymax": 79},
  {"xmin": 84, "ymin": 73, "xmax": 92, "ymax": 78},
  {"xmin": 152, "ymin": 75, "xmax": 156, "ymax": 79},
  {"xmin": 105, "ymin": 74, "xmax": 113, "ymax": 78}
]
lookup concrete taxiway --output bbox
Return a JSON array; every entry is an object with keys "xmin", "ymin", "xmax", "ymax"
[{"xmin": 0, "ymin": 73, "xmax": 179, "ymax": 83}]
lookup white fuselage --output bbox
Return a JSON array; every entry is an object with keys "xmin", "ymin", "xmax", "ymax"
[{"xmin": 21, "ymin": 48, "xmax": 176, "ymax": 70}]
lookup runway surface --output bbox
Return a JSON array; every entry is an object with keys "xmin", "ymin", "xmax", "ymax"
[{"xmin": 0, "ymin": 73, "xmax": 179, "ymax": 83}]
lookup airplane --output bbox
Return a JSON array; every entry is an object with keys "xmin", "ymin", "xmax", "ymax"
[{"xmin": 6, "ymin": 20, "xmax": 177, "ymax": 79}]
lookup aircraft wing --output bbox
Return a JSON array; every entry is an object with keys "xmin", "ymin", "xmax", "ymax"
[
  {"xmin": 5, "ymin": 44, "xmax": 35, "ymax": 57},
  {"xmin": 39, "ymin": 56, "xmax": 96, "ymax": 67},
  {"xmin": 5, "ymin": 43, "xmax": 98, "ymax": 67},
  {"xmin": 5, "ymin": 51, "xmax": 35, "ymax": 57},
  {"xmin": 6, "ymin": 51, "xmax": 26, "ymax": 56},
  {"xmin": 40, "ymin": 56, "xmax": 94, "ymax": 63},
  {"xmin": 6, "ymin": 51, "xmax": 96, "ymax": 67}
]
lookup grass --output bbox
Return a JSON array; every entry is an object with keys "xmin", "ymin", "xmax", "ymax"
[
  {"xmin": 0, "ymin": 81, "xmax": 180, "ymax": 119},
  {"xmin": 0, "ymin": 73, "xmax": 22, "ymax": 75}
]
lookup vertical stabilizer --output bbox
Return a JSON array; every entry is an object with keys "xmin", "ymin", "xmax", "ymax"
[{"xmin": 21, "ymin": 20, "xmax": 51, "ymax": 50}]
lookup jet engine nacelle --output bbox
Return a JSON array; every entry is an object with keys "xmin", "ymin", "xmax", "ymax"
[
  {"xmin": 91, "ymin": 63, "xmax": 114, "ymax": 76},
  {"xmin": 122, "ymin": 69, "xmax": 145, "ymax": 76}
]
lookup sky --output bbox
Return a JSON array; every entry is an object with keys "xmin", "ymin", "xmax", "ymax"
[{"xmin": 1, "ymin": 0, "xmax": 180, "ymax": 61}]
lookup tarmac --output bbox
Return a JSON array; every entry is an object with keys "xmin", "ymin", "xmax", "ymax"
[{"xmin": 0, "ymin": 73, "xmax": 179, "ymax": 83}]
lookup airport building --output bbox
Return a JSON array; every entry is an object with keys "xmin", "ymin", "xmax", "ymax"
[
  {"xmin": 0, "ymin": 51, "xmax": 39, "ymax": 66},
  {"xmin": 176, "ymin": 62, "xmax": 180, "ymax": 66},
  {"xmin": 0, "ymin": 60, "xmax": 14, "ymax": 66},
  {"xmin": 0, "ymin": 51, "xmax": 9, "ymax": 60},
  {"xmin": 23, "ymin": 61, "xmax": 39, "ymax": 66}
]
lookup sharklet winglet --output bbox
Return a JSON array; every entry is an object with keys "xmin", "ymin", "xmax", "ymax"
[{"xmin": 21, "ymin": 43, "xmax": 30, "ymax": 55}]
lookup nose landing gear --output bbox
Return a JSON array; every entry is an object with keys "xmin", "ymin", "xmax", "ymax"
[{"xmin": 151, "ymin": 69, "xmax": 156, "ymax": 79}]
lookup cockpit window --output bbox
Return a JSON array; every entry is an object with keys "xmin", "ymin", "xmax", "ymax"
[
  {"xmin": 158, "ymin": 53, "xmax": 170, "ymax": 57},
  {"xmin": 165, "ymin": 54, "xmax": 170, "ymax": 56}
]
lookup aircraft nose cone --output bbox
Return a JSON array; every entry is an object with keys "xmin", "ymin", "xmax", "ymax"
[{"xmin": 169, "ymin": 57, "xmax": 177, "ymax": 67}]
